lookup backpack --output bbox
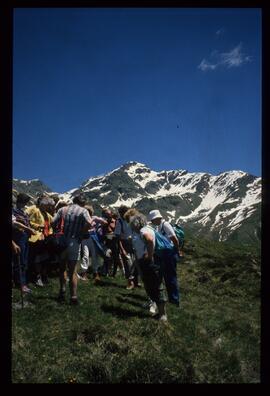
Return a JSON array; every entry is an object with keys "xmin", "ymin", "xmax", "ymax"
[
  {"xmin": 161, "ymin": 222, "xmax": 185, "ymax": 249},
  {"xmin": 172, "ymin": 224, "xmax": 185, "ymax": 249},
  {"xmin": 147, "ymin": 225, "xmax": 174, "ymax": 258}
]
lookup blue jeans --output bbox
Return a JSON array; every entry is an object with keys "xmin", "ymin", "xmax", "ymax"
[
  {"xmin": 156, "ymin": 251, "xmax": 180, "ymax": 305},
  {"xmin": 12, "ymin": 232, "xmax": 29, "ymax": 286}
]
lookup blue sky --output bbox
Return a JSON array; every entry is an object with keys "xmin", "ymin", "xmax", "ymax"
[{"xmin": 13, "ymin": 8, "xmax": 261, "ymax": 193}]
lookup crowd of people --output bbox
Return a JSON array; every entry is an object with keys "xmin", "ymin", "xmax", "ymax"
[{"xmin": 12, "ymin": 191, "xmax": 184, "ymax": 322}]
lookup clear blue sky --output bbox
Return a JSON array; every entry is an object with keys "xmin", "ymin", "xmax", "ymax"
[{"xmin": 13, "ymin": 8, "xmax": 261, "ymax": 193}]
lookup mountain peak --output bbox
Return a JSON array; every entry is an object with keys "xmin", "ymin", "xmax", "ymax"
[
  {"xmin": 12, "ymin": 163, "xmax": 261, "ymax": 245},
  {"xmin": 120, "ymin": 161, "xmax": 148, "ymax": 170}
]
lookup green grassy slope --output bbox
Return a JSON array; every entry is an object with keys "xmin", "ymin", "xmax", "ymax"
[{"xmin": 12, "ymin": 239, "xmax": 260, "ymax": 383}]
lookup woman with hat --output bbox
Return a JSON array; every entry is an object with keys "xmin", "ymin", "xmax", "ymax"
[{"xmin": 148, "ymin": 210, "xmax": 180, "ymax": 307}]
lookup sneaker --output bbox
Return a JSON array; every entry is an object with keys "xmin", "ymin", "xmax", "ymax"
[
  {"xmin": 21, "ymin": 285, "xmax": 32, "ymax": 294},
  {"xmin": 35, "ymin": 278, "xmax": 44, "ymax": 287},
  {"xmin": 158, "ymin": 314, "xmax": 168, "ymax": 322},
  {"xmin": 149, "ymin": 302, "xmax": 158, "ymax": 315}
]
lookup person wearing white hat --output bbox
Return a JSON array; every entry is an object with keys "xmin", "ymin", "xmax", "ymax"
[
  {"xmin": 129, "ymin": 213, "xmax": 168, "ymax": 322},
  {"xmin": 148, "ymin": 210, "xmax": 180, "ymax": 307}
]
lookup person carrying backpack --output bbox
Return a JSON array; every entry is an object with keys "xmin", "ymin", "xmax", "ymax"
[
  {"xmin": 114, "ymin": 205, "xmax": 135, "ymax": 289},
  {"xmin": 129, "ymin": 213, "xmax": 168, "ymax": 322},
  {"xmin": 148, "ymin": 210, "xmax": 181, "ymax": 307}
]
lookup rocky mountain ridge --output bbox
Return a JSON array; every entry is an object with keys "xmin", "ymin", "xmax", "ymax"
[{"xmin": 13, "ymin": 161, "xmax": 261, "ymax": 244}]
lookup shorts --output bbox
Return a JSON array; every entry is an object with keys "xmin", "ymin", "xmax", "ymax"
[{"xmin": 60, "ymin": 237, "xmax": 81, "ymax": 262}]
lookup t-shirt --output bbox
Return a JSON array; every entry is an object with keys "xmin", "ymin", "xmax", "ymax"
[
  {"xmin": 53, "ymin": 204, "xmax": 91, "ymax": 239},
  {"xmin": 114, "ymin": 218, "xmax": 132, "ymax": 240},
  {"xmin": 132, "ymin": 226, "xmax": 155, "ymax": 260},
  {"xmin": 158, "ymin": 220, "xmax": 176, "ymax": 239},
  {"xmin": 12, "ymin": 208, "xmax": 31, "ymax": 240}
]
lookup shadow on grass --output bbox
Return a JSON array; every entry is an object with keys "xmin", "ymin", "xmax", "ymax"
[
  {"xmin": 118, "ymin": 291, "xmax": 147, "ymax": 302},
  {"xmin": 94, "ymin": 280, "xmax": 125, "ymax": 289},
  {"xmin": 30, "ymin": 294, "xmax": 60, "ymax": 303},
  {"xmin": 100, "ymin": 304, "xmax": 150, "ymax": 319},
  {"xmin": 116, "ymin": 296, "xmax": 145, "ymax": 309}
]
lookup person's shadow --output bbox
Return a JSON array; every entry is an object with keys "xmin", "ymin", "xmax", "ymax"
[
  {"xmin": 118, "ymin": 291, "xmax": 147, "ymax": 302},
  {"xmin": 100, "ymin": 303, "xmax": 149, "ymax": 319},
  {"xmin": 95, "ymin": 280, "xmax": 125, "ymax": 289},
  {"xmin": 115, "ymin": 295, "xmax": 145, "ymax": 309}
]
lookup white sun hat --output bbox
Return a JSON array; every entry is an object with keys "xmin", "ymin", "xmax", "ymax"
[{"xmin": 148, "ymin": 210, "xmax": 163, "ymax": 221}]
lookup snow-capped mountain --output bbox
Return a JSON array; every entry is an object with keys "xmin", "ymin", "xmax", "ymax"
[
  {"xmin": 13, "ymin": 178, "xmax": 52, "ymax": 199},
  {"xmin": 13, "ymin": 161, "xmax": 261, "ymax": 244}
]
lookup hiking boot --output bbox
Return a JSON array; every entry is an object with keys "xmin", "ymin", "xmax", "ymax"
[
  {"xmin": 70, "ymin": 297, "xmax": 79, "ymax": 305},
  {"xmin": 35, "ymin": 277, "xmax": 44, "ymax": 287},
  {"xmin": 94, "ymin": 273, "xmax": 101, "ymax": 284},
  {"xmin": 126, "ymin": 279, "xmax": 135, "ymax": 290}
]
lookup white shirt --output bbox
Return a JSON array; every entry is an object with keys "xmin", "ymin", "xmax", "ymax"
[
  {"xmin": 157, "ymin": 219, "xmax": 176, "ymax": 239},
  {"xmin": 132, "ymin": 226, "xmax": 155, "ymax": 260},
  {"xmin": 114, "ymin": 218, "xmax": 132, "ymax": 240}
]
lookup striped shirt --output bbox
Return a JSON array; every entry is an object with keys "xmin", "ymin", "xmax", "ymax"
[{"xmin": 53, "ymin": 204, "xmax": 91, "ymax": 239}]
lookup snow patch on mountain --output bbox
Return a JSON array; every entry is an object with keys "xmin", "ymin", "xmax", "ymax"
[
  {"xmin": 83, "ymin": 175, "xmax": 105, "ymax": 188},
  {"xmin": 13, "ymin": 178, "xmax": 40, "ymax": 184},
  {"xmin": 113, "ymin": 195, "xmax": 141, "ymax": 208},
  {"xmin": 100, "ymin": 190, "xmax": 111, "ymax": 197}
]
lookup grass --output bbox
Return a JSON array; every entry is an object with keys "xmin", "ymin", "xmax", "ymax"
[{"xmin": 12, "ymin": 239, "xmax": 260, "ymax": 383}]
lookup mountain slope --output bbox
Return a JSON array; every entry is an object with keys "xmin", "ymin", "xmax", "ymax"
[{"xmin": 12, "ymin": 161, "xmax": 261, "ymax": 244}]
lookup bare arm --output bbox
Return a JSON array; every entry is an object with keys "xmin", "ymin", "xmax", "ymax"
[
  {"xmin": 13, "ymin": 221, "xmax": 36, "ymax": 235},
  {"xmin": 170, "ymin": 235, "xmax": 181, "ymax": 254},
  {"xmin": 92, "ymin": 216, "xmax": 108, "ymax": 226},
  {"xmin": 143, "ymin": 232, "xmax": 155, "ymax": 261}
]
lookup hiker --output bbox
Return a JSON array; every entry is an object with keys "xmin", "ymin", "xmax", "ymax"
[
  {"xmin": 79, "ymin": 205, "xmax": 108, "ymax": 283},
  {"xmin": 123, "ymin": 208, "xmax": 142, "ymax": 288},
  {"xmin": 48, "ymin": 195, "xmax": 59, "ymax": 216},
  {"xmin": 101, "ymin": 208, "xmax": 123, "ymax": 277},
  {"xmin": 26, "ymin": 197, "xmax": 54, "ymax": 286},
  {"xmin": 12, "ymin": 193, "xmax": 36, "ymax": 293},
  {"xmin": 52, "ymin": 194, "xmax": 92, "ymax": 305},
  {"xmin": 129, "ymin": 213, "xmax": 168, "ymax": 321},
  {"xmin": 114, "ymin": 205, "xmax": 136, "ymax": 289},
  {"xmin": 148, "ymin": 210, "xmax": 180, "ymax": 307}
]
